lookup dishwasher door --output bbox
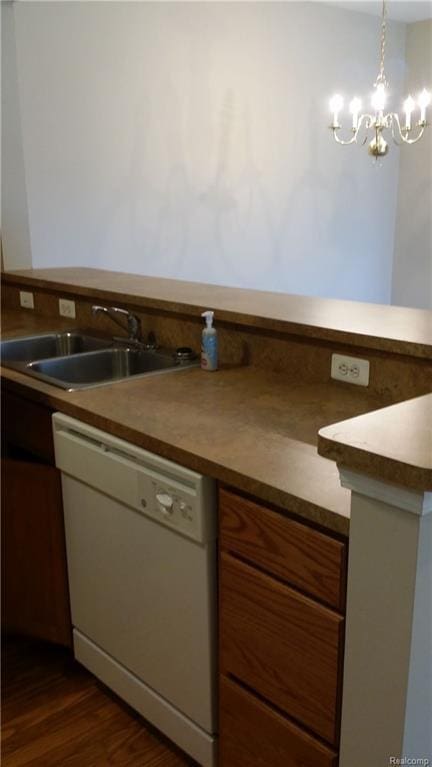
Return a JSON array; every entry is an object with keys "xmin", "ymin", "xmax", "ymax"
[{"xmin": 53, "ymin": 413, "xmax": 217, "ymax": 765}]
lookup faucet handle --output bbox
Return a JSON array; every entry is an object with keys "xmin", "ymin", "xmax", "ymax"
[{"xmin": 127, "ymin": 313, "xmax": 142, "ymax": 342}]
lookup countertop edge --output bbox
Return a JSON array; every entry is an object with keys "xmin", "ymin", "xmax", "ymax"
[{"xmin": 317, "ymin": 395, "xmax": 432, "ymax": 493}]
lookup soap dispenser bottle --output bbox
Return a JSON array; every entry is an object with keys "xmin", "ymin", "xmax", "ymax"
[{"xmin": 201, "ymin": 311, "xmax": 218, "ymax": 371}]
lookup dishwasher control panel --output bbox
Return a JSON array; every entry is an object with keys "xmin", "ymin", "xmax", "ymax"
[
  {"xmin": 151, "ymin": 481, "xmax": 198, "ymax": 536},
  {"xmin": 137, "ymin": 472, "xmax": 215, "ymax": 543}
]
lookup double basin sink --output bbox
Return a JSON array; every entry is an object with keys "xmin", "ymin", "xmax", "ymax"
[{"xmin": 0, "ymin": 331, "xmax": 197, "ymax": 390}]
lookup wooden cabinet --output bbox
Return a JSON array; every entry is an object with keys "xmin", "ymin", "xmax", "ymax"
[
  {"xmin": 220, "ymin": 676, "xmax": 338, "ymax": 767},
  {"xmin": 220, "ymin": 552, "xmax": 343, "ymax": 744},
  {"xmin": 3, "ymin": 391, "xmax": 55, "ymax": 463},
  {"xmin": 219, "ymin": 487, "xmax": 347, "ymax": 765},
  {"xmin": 219, "ymin": 486, "xmax": 346, "ymax": 610},
  {"xmin": 1, "ymin": 390, "xmax": 72, "ymax": 647}
]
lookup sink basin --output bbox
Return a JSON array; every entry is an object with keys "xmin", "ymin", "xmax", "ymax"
[
  {"xmin": 1, "ymin": 331, "xmax": 111, "ymax": 363},
  {"xmin": 1, "ymin": 330, "xmax": 197, "ymax": 390},
  {"xmin": 27, "ymin": 347, "xmax": 195, "ymax": 389}
]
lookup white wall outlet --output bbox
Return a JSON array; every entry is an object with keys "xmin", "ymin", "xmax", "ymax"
[
  {"xmin": 331, "ymin": 353, "xmax": 370, "ymax": 386},
  {"xmin": 19, "ymin": 290, "xmax": 34, "ymax": 309},
  {"xmin": 59, "ymin": 298, "xmax": 76, "ymax": 319}
]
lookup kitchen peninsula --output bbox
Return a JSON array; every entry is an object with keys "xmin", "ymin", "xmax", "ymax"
[{"xmin": 2, "ymin": 267, "xmax": 431, "ymax": 767}]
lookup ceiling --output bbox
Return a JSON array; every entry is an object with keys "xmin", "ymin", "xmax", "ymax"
[
  {"xmin": 324, "ymin": 1, "xmax": 432, "ymax": 23},
  {"xmin": 9, "ymin": 0, "xmax": 432, "ymax": 21}
]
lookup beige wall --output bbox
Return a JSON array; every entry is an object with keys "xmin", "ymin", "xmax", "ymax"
[
  {"xmin": 2, "ymin": 1, "xmax": 407, "ymax": 303},
  {"xmin": 1, "ymin": 2, "xmax": 32, "ymax": 271},
  {"xmin": 392, "ymin": 20, "xmax": 432, "ymax": 310}
]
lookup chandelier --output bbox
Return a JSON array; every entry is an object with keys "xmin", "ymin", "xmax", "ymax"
[{"xmin": 329, "ymin": 0, "xmax": 431, "ymax": 158}]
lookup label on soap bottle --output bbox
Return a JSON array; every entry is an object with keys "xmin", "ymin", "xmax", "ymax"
[{"xmin": 201, "ymin": 333, "xmax": 218, "ymax": 371}]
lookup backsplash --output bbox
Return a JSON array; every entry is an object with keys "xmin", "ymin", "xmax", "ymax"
[{"xmin": 3, "ymin": 280, "xmax": 431, "ymax": 403}]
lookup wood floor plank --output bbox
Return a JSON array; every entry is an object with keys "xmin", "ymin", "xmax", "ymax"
[{"xmin": 1, "ymin": 638, "xmax": 195, "ymax": 767}]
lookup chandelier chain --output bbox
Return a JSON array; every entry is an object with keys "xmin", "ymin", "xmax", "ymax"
[{"xmin": 377, "ymin": 0, "xmax": 388, "ymax": 85}]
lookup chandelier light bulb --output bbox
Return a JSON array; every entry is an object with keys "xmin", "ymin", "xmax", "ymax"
[
  {"xmin": 349, "ymin": 98, "xmax": 362, "ymax": 129},
  {"xmin": 418, "ymin": 89, "xmax": 431, "ymax": 108},
  {"xmin": 371, "ymin": 83, "xmax": 387, "ymax": 113},
  {"xmin": 418, "ymin": 89, "xmax": 431, "ymax": 123},
  {"xmin": 403, "ymin": 95, "xmax": 415, "ymax": 130},
  {"xmin": 330, "ymin": 94, "xmax": 343, "ymax": 112},
  {"xmin": 330, "ymin": 94, "xmax": 343, "ymax": 127},
  {"xmin": 349, "ymin": 98, "xmax": 362, "ymax": 113}
]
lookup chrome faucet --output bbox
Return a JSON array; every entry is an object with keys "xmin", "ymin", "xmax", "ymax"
[
  {"xmin": 92, "ymin": 305, "xmax": 142, "ymax": 343},
  {"xmin": 91, "ymin": 305, "xmax": 158, "ymax": 350}
]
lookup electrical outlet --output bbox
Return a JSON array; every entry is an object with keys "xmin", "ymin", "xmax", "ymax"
[
  {"xmin": 59, "ymin": 298, "xmax": 76, "ymax": 319},
  {"xmin": 331, "ymin": 353, "xmax": 370, "ymax": 386},
  {"xmin": 19, "ymin": 291, "xmax": 34, "ymax": 309}
]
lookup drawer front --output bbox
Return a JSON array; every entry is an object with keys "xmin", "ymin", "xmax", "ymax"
[
  {"xmin": 220, "ymin": 552, "xmax": 343, "ymax": 745},
  {"xmin": 220, "ymin": 487, "xmax": 346, "ymax": 610},
  {"xmin": 220, "ymin": 675, "xmax": 337, "ymax": 767}
]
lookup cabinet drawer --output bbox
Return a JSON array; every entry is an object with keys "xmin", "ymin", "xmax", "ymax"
[
  {"xmin": 220, "ymin": 487, "xmax": 346, "ymax": 610},
  {"xmin": 220, "ymin": 675, "xmax": 337, "ymax": 767},
  {"xmin": 220, "ymin": 552, "xmax": 343, "ymax": 745},
  {"xmin": 2, "ymin": 391, "xmax": 54, "ymax": 463}
]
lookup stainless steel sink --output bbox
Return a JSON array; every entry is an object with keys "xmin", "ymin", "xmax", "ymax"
[
  {"xmin": 28, "ymin": 347, "xmax": 187, "ymax": 389},
  {"xmin": 1, "ymin": 330, "xmax": 197, "ymax": 390},
  {"xmin": 1, "ymin": 331, "xmax": 111, "ymax": 363}
]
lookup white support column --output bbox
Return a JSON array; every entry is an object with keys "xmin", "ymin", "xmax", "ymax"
[{"xmin": 338, "ymin": 468, "xmax": 432, "ymax": 767}]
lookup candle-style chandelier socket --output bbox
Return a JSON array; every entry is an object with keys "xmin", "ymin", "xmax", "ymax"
[{"xmin": 329, "ymin": 0, "xmax": 431, "ymax": 158}]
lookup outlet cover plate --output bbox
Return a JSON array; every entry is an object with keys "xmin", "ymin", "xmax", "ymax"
[
  {"xmin": 19, "ymin": 291, "xmax": 34, "ymax": 309},
  {"xmin": 331, "ymin": 353, "xmax": 370, "ymax": 386},
  {"xmin": 59, "ymin": 298, "xmax": 76, "ymax": 319}
]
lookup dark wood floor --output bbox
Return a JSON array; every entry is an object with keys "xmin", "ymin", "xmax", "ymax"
[{"xmin": 1, "ymin": 636, "xmax": 195, "ymax": 766}]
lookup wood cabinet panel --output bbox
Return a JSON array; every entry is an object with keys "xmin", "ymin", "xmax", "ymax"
[
  {"xmin": 2, "ymin": 391, "xmax": 54, "ymax": 463},
  {"xmin": 1, "ymin": 458, "xmax": 72, "ymax": 647},
  {"xmin": 220, "ymin": 487, "xmax": 346, "ymax": 610},
  {"xmin": 220, "ymin": 552, "xmax": 343, "ymax": 745},
  {"xmin": 220, "ymin": 675, "xmax": 338, "ymax": 767}
]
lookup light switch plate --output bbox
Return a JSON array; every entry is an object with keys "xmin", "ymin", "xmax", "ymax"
[
  {"xmin": 59, "ymin": 298, "xmax": 76, "ymax": 319},
  {"xmin": 19, "ymin": 290, "xmax": 34, "ymax": 309},
  {"xmin": 331, "ymin": 353, "xmax": 370, "ymax": 386}
]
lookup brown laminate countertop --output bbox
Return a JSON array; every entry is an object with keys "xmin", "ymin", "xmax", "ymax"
[
  {"xmin": 318, "ymin": 394, "xmax": 432, "ymax": 492},
  {"xmin": 1, "ymin": 310, "xmax": 397, "ymax": 537},
  {"xmin": 4, "ymin": 267, "xmax": 432, "ymax": 359}
]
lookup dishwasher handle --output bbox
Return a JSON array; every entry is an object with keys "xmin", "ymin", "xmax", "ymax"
[
  {"xmin": 55, "ymin": 425, "xmax": 140, "ymax": 466},
  {"xmin": 53, "ymin": 413, "xmax": 203, "ymax": 487}
]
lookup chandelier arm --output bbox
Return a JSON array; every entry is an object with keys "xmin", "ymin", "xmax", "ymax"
[
  {"xmin": 391, "ymin": 113, "xmax": 426, "ymax": 145},
  {"xmin": 332, "ymin": 129, "xmax": 359, "ymax": 146},
  {"xmin": 360, "ymin": 113, "xmax": 375, "ymax": 145},
  {"xmin": 389, "ymin": 114, "xmax": 403, "ymax": 146},
  {"xmin": 331, "ymin": 113, "xmax": 373, "ymax": 145},
  {"xmin": 362, "ymin": 114, "xmax": 375, "ymax": 129}
]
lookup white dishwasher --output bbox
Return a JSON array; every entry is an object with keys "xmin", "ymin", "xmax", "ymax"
[{"xmin": 53, "ymin": 413, "xmax": 217, "ymax": 767}]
